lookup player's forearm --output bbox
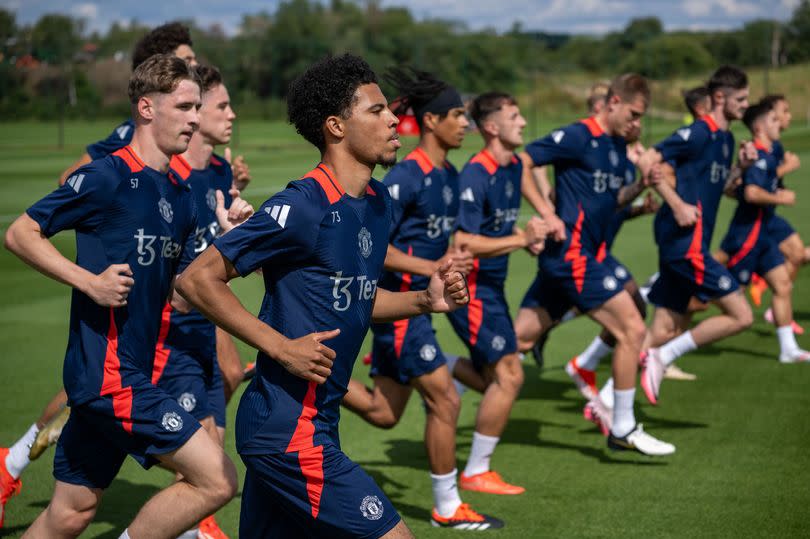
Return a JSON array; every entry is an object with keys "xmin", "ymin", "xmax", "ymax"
[
  {"xmin": 519, "ymin": 152, "xmax": 556, "ymax": 219},
  {"xmin": 4, "ymin": 213, "xmax": 97, "ymax": 294},
  {"xmin": 383, "ymin": 245, "xmax": 436, "ymax": 277},
  {"xmin": 371, "ymin": 288, "xmax": 431, "ymax": 322},
  {"xmin": 743, "ymin": 185, "xmax": 784, "ymax": 206},
  {"xmin": 176, "ymin": 252, "xmax": 286, "ymax": 361},
  {"xmin": 455, "ymin": 230, "xmax": 525, "ymax": 258},
  {"xmin": 776, "ymin": 163, "xmax": 798, "ymax": 178},
  {"xmin": 617, "ymin": 181, "xmax": 645, "ymax": 208},
  {"xmin": 653, "ymin": 178, "xmax": 687, "ymax": 212}
]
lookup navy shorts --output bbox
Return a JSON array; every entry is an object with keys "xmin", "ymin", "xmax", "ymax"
[
  {"xmin": 521, "ymin": 251, "xmax": 625, "ymax": 321},
  {"xmin": 725, "ymin": 237, "xmax": 785, "ymax": 284},
  {"xmin": 599, "ymin": 253, "xmax": 634, "ymax": 288},
  {"xmin": 240, "ymin": 446, "xmax": 401, "ymax": 538},
  {"xmin": 648, "ymin": 253, "xmax": 740, "ymax": 314},
  {"xmin": 370, "ymin": 314, "xmax": 445, "ymax": 384},
  {"xmin": 55, "ymin": 376, "xmax": 200, "ymax": 489},
  {"xmin": 447, "ymin": 282, "xmax": 517, "ymax": 369},
  {"xmin": 768, "ymin": 214, "xmax": 796, "ymax": 245},
  {"xmin": 157, "ymin": 360, "xmax": 226, "ymax": 428}
]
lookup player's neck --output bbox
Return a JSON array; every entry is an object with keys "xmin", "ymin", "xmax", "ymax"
[
  {"xmin": 708, "ymin": 108, "xmax": 729, "ymax": 131},
  {"xmin": 417, "ymin": 135, "xmax": 449, "ymax": 169},
  {"xmin": 129, "ymin": 128, "xmax": 172, "ymax": 173},
  {"xmin": 484, "ymin": 137, "xmax": 514, "ymax": 166},
  {"xmin": 593, "ymin": 111, "xmax": 612, "ymax": 136},
  {"xmin": 321, "ymin": 152, "xmax": 373, "ymax": 198},
  {"xmin": 183, "ymin": 134, "xmax": 214, "ymax": 170}
]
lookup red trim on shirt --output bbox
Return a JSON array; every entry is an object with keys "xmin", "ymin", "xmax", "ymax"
[
  {"xmin": 700, "ymin": 114, "xmax": 719, "ymax": 133},
  {"xmin": 580, "ymin": 117, "xmax": 604, "ymax": 137},
  {"xmin": 151, "ymin": 303, "xmax": 173, "ymax": 384},
  {"xmin": 210, "ymin": 155, "xmax": 223, "ymax": 166},
  {"xmin": 393, "ymin": 247, "xmax": 413, "ymax": 358},
  {"xmin": 169, "ymin": 154, "xmax": 193, "ymax": 181},
  {"xmin": 685, "ymin": 202, "xmax": 705, "ymax": 285},
  {"xmin": 596, "ymin": 241, "xmax": 607, "ymax": 263},
  {"xmin": 470, "ymin": 149, "xmax": 499, "ymax": 175},
  {"xmin": 467, "ymin": 259, "xmax": 483, "ymax": 346},
  {"xmin": 112, "ymin": 146, "xmax": 145, "ymax": 173},
  {"xmin": 564, "ymin": 206, "xmax": 588, "ymax": 293},
  {"xmin": 405, "ymin": 147, "xmax": 434, "ymax": 175},
  {"xmin": 285, "ymin": 382, "xmax": 324, "ymax": 518},
  {"xmin": 100, "ymin": 308, "xmax": 133, "ymax": 434},
  {"xmin": 728, "ymin": 209, "xmax": 763, "ymax": 268},
  {"xmin": 753, "ymin": 140, "xmax": 771, "ymax": 152},
  {"xmin": 303, "ymin": 163, "xmax": 345, "ymax": 204}
]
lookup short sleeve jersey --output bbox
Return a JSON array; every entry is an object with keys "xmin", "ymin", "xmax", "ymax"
[
  {"xmin": 86, "ymin": 119, "xmax": 135, "ymax": 160},
  {"xmin": 729, "ymin": 142, "xmax": 780, "ymax": 227},
  {"xmin": 27, "ymin": 146, "xmax": 197, "ymax": 405},
  {"xmin": 524, "ymin": 117, "xmax": 630, "ymax": 255},
  {"xmin": 602, "ymin": 161, "xmax": 637, "ymax": 251},
  {"xmin": 456, "ymin": 149, "xmax": 523, "ymax": 286},
  {"xmin": 653, "ymin": 115, "xmax": 735, "ymax": 259},
  {"xmin": 155, "ymin": 154, "xmax": 234, "ymax": 374},
  {"xmin": 214, "ymin": 164, "xmax": 391, "ymax": 454},
  {"xmin": 381, "ymin": 147, "xmax": 458, "ymax": 292}
]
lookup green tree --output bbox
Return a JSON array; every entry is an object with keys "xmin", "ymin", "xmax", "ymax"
[{"xmin": 31, "ymin": 14, "xmax": 82, "ymax": 64}]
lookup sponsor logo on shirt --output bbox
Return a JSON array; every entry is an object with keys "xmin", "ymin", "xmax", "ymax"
[
  {"xmin": 330, "ymin": 271, "xmax": 378, "ymax": 312},
  {"xmin": 134, "ymin": 229, "xmax": 182, "ymax": 266}
]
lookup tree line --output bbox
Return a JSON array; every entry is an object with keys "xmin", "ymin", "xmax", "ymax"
[{"xmin": 2, "ymin": 0, "xmax": 810, "ymax": 120}]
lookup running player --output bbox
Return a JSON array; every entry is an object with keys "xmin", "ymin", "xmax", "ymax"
[
  {"xmin": 152, "ymin": 64, "xmax": 249, "ymax": 539},
  {"xmin": 175, "ymin": 53, "xmax": 471, "ymax": 538},
  {"xmin": 683, "ymin": 86, "xmax": 711, "ymax": 122},
  {"xmin": 750, "ymin": 94, "xmax": 808, "ymax": 331},
  {"xmin": 718, "ymin": 101, "xmax": 810, "ymax": 362},
  {"xmin": 340, "ymin": 69, "xmax": 504, "ymax": 529},
  {"xmin": 516, "ymin": 74, "xmax": 675, "ymax": 455},
  {"xmin": 638, "ymin": 66, "xmax": 760, "ymax": 403},
  {"xmin": 6, "ymin": 54, "xmax": 239, "ymax": 539},
  {"xmin": 446, "ymin": 91, "xmax": 548, "ymax": 488}
]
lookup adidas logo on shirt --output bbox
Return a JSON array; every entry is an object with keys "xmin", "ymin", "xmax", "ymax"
[
  {"xmin": 678, "ymin": 128, "xmax": 691, "ymax": 141},
  {"xmin": 116, "ymin": 124, "xmax": 131, "ymax": 140},
  {"xmin": 65, "ymin": 174, "xmax": 85, "ymax": 193},
  {"xmin": 388, "ymin": 184, "xmax": 400, "ymax": 200},
  {"xmin": 552, "ymin": 130, "xmax": 565, "ymax": 144},
  {"xmin": 265, "ymin": 204, "xmax": 291, "ymax": 228},
  {"xmin": 460, "ymin": 187, "xmax": 475, "ymax": 202}
]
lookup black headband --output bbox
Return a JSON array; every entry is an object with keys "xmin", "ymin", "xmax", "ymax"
[{"xmin": 413, "ymin": 86, "xmax": 464, "ymax": 120}]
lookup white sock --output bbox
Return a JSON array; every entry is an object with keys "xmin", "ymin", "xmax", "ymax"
[
  {"xmin": 611, "ymin": 388, "xmax": 636, "ymax": 438},
  {"xmin": 430, "ymin": 468, "xmax": 462, "ymax": 517},
  {"xmin": 777, "ymin": 325, "xmax": 799, "ymax": 355},
  {"xmin": 599, "ymin": 377, "xmax": 614, "ymax": 408},
  {"xmin": 575, "ymin": 336, "xmax": 613, "ymax": 371},
  {"xmin": 5, "ymin": 423, "xmax": 38, "ymax": 478},
  {"xmin": 118, "ymin": 530, "xmax": 131, "ymax": 539},
  {"xmin": 464, "ymin": 432, "xmax": 499, "ymax": 477},
  {"xmin": 658, "ymin": 331, "xmax": 697, "ymax": 366},
  {"xmin": 176, "ymin": 529, "xmax": 199, "ymax": 539},
  {"xmin": 561, "ymin": 309, "xmax": 577, "ymax": 323}
]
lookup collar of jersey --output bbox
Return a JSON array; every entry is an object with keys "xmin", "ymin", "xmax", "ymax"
[{"xmin": 699, "ymin": 114, "xmax": 720, "ymax": 133}]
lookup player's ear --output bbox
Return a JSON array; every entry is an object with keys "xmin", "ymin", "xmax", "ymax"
[
  {"xmin": 324, "ymin": 115, "xmax": 345, "ymax": 141},
  {"xmin": 481, "ymin": 119, "xmax": 498, "ymax": 138},
  {"xmin": 422, "ymin": 112, "xmax": 438, "ymax": 132},
  {"xmin": 137, "ymin": 95, "xmax": 155, "ymax": 121}
]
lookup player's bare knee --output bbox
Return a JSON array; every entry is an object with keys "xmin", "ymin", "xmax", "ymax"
[
  {"xmin": 772, "ymin": 277, "xmax": 792, "ymax": 298},
  {"xmin": 209, "ymin": 458, "xmax": 239, "ymax": 506},
  {"xmin": 373, "ymin": 411, "xmax": 401, "ymax": 430},
  {"xmin": 735, "ymin": 305, "xmax": 754, "ymax": 331},
  {"xmin": 47, "ymin": 503, "xmax": 96, "ymax": 536}
]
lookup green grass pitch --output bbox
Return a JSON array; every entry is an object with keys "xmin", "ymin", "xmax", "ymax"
[{"xmin": 1, "ymin": 117, "xmax": 809, "ymax": 538}]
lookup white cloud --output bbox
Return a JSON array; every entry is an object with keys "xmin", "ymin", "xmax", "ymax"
[
  {"xmin": 683, "ymin": 0, "xmax": 712, "ymax": 17},
  {"xmin": 72, "ymin": 3, "xmax": 99, "ymax": 20}
]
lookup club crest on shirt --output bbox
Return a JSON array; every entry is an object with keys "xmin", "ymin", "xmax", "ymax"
[
  {"xmin": 722, "ymin": 143, "xmax": 730, "ymax": 159},
  {"xmin": 609, "ymin": 149, "xmax": 619, "ymax": 167},
  {"xmin": 206, "ymin": 188, "xmax": 217, "ymax": 211},
  {"xmin": 358, "ymin": 227, "xmax": 373, "ymax": 258},
  {"xmin": 424, "ymin": 176, "xmax": 432, "ymax": 187},
  {"xmin": 360, "ymin": 495, "xmax": 384, "ymax": 520},
  {"xmin": 504, "ymin": 180, "xmax": 514, "ymax": 199},
  {"xmin": 158, "ymin": 197, "xmax": 173, "ymax": 223},
  {"xmin": 443, "ymin": 185, "xmax": 453, "ymax": 206}
]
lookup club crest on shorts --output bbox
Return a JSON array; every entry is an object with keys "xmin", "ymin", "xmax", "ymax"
[
  {"xmin": 492, "ymin": 335, "xmax": 506, "ymax": 351},
  {"xmin": 614, "ymin": 265, "xmax": 628, "ymax": 280},
  {"xmin": 358, "ymin": 227, "xmax": 373, "ymax": 258},
  {"xmin": 161, "ymin": 411, "xmax": 184, "ymax": 432},
  {"xmin": 603, "ymin": 276, "xmax": 618, "ymax": 291},
  {"xmin": 718, "ymin": 275, "xmax": 732, "ymax": 291},
  {"xmin": 178, "ymin": 392, "xmax": 197, "ymax": 412},
  {"xmin": 443, "ymin": 185, "xmax": 454, "ymax": 206},
  {"xmin": 360, "ymin": 495, "xmax": 384, "ymax": 520},
  {"xmin": 738, "ymin": 270, "xmax": 750, "ymax": 283},
  {"xmin": 158, "ymin": 197, "xmax": 173, "ymax": 223},
  {"xmin": 420, "ymin": 344, "xmax": 437, "ymax": 362},
  {"xmin": 206, "ymin": 188, "xmax": 217, "ymax": 211}
]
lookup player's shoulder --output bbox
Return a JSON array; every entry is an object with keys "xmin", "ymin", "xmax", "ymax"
[
  {"xmin": 108, "ymin": 118, "xmax": 135, "ymax": 142},
  {"xmin": 549, "ymin": 120, "xmax": 591, "ymax": 146},
  {"xmin": 383, "ymin": 156, "xmax": 427, "ymax": 185},
  {"xmin": 210, "ymin": 153, "xmax": 233, "ymax": 175},
  {"xmin": 464, "ymin": 149, "xmax": 498, "ymax": 177}
]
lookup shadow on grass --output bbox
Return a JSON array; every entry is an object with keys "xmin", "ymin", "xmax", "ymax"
[
  {"xmin": 689, "ymin": 343, "xmax": 768, "ymax": 361},
  {"xmin": 362, "ymin": 468, "xmax": 431, "ymax": 524}
]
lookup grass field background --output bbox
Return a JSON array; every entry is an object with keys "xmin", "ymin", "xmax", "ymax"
[{"xmin": 1, "ymin": 115, "xmax": 809, "ymax": 538}]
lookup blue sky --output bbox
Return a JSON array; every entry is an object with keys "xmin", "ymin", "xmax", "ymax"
[{"xmin": 3, "ymin": 0, "xmax": 800, "ymax": 35}]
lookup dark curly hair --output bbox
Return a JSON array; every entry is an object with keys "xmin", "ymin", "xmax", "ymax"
[
  {"xmin": 132, "ymin": 22, "xmax": 193, "ymax": 70},
  {"xmin": 384, "ymin": 67, "xmax": 448, "ymax": 128},
  {"xmin": 193, "ymin": 64, "xmax": 223, "ymax": 94},
  {"xmin": 287, "ymin": 53, "xmax": 378, "ymax": 152}
]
